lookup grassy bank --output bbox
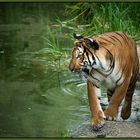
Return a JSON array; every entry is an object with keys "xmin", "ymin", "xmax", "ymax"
[{"xmin": 63, "ymin": 3, "xmax": 140, "ymax": 42}]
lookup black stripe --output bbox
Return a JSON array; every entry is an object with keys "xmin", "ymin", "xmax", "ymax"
[
  {"xmin": 83, "ymin": 45, "xmax": 86, "ymax": 53},
  {"xmin": 92, "ymin": 50, "xmax": 115, "ymax": 77},
  {"xmin": 107, "ymin": 91, "xmax": 112, "ymax": 96},
  {"xmin": 111, "ymin": 35, "xmax": 124, "ymax": 46},
  {"xmin": 109, "ymin": 59, "xmax": 115, "ymax": 74},
  {"xmin": 78, "ymin": 42, "xmax": 95, "ymax": 67},
  {"xmin": 116, "ymin": 73, "xmax": 123, "ymax": 85},
  {"xmin": 91, "ymin": 76, "xmax": 100, "ymax": 83},
  {"xmin": 99, "ymin": 36, "xmax": 116, "ymax": 46},
  {"xmin": 92, "ymin": 55, "xmax": 96, "ymax": 65},
  {"xmin": 86, "ymin": 52, "xmax": 91, "ymax": 65},
  {"xmin": 108, "ymin": 36, "xmax": 117, "ymax": 42},
  {"xmin": 114, "ymin": 32, "xmax": 124, "ymax": 37},
  {"xmin": 115, "ymin": 63, "xmax": 127, "ymax": 85},
  {"xmin": 115, "ymin": 32, "xmax": 130, "ymax": 46},
  {"xmin": 105, "ymin": 33, "xmax": 124, "ymax": 46},
  {"xmin": 107, "ymin": 54, "xmax": 115, "ymax": 74},
  {"xmin": 94, "ymin": 54, "xmax": 105, "ymax": 70},
  {"xmin": 82, "ymin": 43, "xmax": 96, "ymax": 66}
]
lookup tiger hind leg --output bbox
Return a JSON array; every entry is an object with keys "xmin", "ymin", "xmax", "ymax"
[
  {"xmin": 104, "ymin": 75, "xmax": 132, "ymax": 120},
  {"xmin": 121, "ymin": 80, "xmax": 137, "ymax": 120},
  {"xmin": 121, "ymin": 64, "xmax": 139, "ymax": 120}
]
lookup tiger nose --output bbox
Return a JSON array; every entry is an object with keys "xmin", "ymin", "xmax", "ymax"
[
  {"xmin": 69, "ymin": 64, "xmax": 75, "ymax": 72},
  {"xmin": 71, "ymin": 68, "xmax": 75, "ymax": 72},
  {"xmin": 69, "ymin": 65, "xmax": 81, "ymax": 72}
]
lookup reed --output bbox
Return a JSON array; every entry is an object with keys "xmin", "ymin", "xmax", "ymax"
[{"xmin": 64, "ymin": 3, "xmax": 140, "ymax": 42}]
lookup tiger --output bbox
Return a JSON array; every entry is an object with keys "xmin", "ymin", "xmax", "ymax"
[{"xmin": 69, "ymin": 32, "xmax": 139, "ymax": 130}]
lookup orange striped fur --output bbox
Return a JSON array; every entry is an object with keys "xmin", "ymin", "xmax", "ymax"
[{"xmin": 69, "ymin": 32, "xmax": 139, "ymax": 130}]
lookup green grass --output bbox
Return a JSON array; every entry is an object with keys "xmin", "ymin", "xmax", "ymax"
[
  {"xmin": 37, "ymin": 22, "xmax": 70, "ymax": 72},
  {"xmin": 64, "ymin": 3, "xmax": 140, "ymax": 42},
  {"xmin": 37, "ymin": 2, "xmax": 140, "ymax": 73}
]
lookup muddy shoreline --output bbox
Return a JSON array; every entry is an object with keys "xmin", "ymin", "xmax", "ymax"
[
  {"xmin": 71, "ymin": 120, "xmax": 140, "ymax": 138},
  {"xmin": 71, "ymin": 46, "xmax": 140, "ymax": 138},
  {"xmin": 71, "ymin": 89, "xmax": 140, "ymax": 138}
]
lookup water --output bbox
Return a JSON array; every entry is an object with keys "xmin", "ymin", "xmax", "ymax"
[
  {"xmin": 0, "ymin": 73, "xmax": 89, "ymax": 137},
  {"xmin": 0, "ymin": 48, "xmax": 90, "ymax": 137},
  {"xmin": 0, "ymin": 3, "xmax": 140, "ymax": 137},
  {"xmin": 0, "ymin": 3, "xmax": 90, "ymax": 137}
]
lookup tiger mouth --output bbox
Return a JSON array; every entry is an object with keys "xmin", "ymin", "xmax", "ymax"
[
  {"xmin": 71, "ymin": 67, "xmax": 90, "ymax": 75},
  {"xmin": 82, "ymin": 68, "xmax": 90, "ymax": 75}
]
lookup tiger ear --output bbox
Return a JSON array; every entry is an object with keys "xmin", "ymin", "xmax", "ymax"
[
  {"xmin": 73, "ymin": 33, "xmax": 83, "ymax": 40},
  {"xmin": 88, "ymin": 38, "xmax": 99, "ymax": 50}
]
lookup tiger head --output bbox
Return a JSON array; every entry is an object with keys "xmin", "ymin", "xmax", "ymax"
[{"xmin": 69, "ymin": 33, "xmax": 99, "ymax": 74}]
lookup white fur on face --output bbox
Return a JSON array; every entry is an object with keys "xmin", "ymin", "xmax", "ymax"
[{"xmin": 75, "ymin": 47, "xmax": 84, "ymax": 58}]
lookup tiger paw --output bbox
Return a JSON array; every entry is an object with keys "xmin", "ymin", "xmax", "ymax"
[
  {"xmin": 104, "ymin": 106, "xmax": 118, "ymax": 121},
  {"xmin": 91, "ymin": 110, "xmax": 105, "ymax": 131},
  {"xmin": 105, "ymin": 116, "xmax": 117, "ymax": 121},
  {"xmin": 91, "ymin": 117, "xmax": 105, "ymax": 131}
]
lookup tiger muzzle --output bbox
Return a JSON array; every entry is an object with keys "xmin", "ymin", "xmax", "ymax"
[{"xmin": 69, "ymin": 59, "xmax": 81, "ymax": 72}]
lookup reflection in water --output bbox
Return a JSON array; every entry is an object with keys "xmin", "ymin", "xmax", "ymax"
[{"xmin": 0, "ymin": 47, "xmax": 91, "ymax": 137}]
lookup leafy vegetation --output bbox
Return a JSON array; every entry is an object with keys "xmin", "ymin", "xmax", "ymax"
[{"xmin": 64, "ymin": 3, "xmax": 140, "ymax": 42}]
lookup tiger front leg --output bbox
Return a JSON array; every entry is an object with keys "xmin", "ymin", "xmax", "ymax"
[
  {"xmin": 104, "ymin": 77, "xmax": 131, "ymax": 120},
  {"xmin": 87, "ymin": 81, "xmax": 105, "ymax": 131}
]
